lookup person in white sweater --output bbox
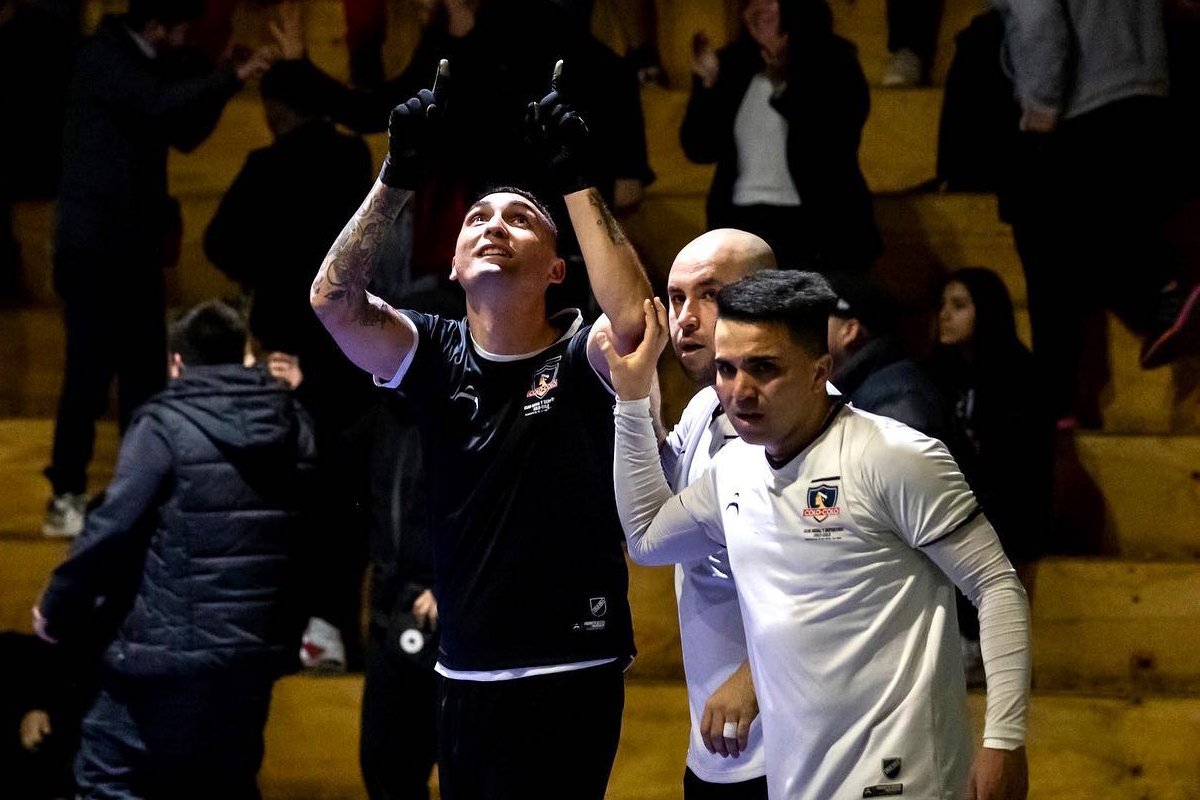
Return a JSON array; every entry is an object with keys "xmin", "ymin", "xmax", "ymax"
[{"xmin": 598, "ymin": 270, "xmax": 1031, "ymax": 800}]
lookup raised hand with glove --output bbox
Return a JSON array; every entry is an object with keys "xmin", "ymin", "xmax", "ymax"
[
  {"xmin": 379, "ymin": 58, "xmax": 450, "ymax": 190},
  {"xmin": 525, "ymin": 60, "xmax": 596, "ymax": 197}
]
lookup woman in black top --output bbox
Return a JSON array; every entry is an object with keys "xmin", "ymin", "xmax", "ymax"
[{"xmin": 680, "ymin": 0, "xmax": 881, "ymax": 273}]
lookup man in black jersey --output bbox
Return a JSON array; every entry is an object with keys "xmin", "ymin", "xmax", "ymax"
[{"xmin": 311, "ymin": 61, "xmax": 652, "ymax": 800}]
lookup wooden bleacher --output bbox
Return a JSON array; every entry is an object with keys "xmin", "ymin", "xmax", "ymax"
[{"xmin": 3, "ymin": 0, "xmax": 1200, "ymax": 798}]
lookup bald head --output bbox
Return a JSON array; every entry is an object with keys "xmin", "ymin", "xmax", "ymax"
[{"xmin": 667, "ymin": 229, "xmax": 776, "ymax": 385}]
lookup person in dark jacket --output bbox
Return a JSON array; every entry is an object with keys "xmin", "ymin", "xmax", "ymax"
[
  {"xmin": 826, "ymin": 272, "xmax": 952, "ymax": 445},
  {"xmin": 34, "ymin": 300, "xmax": 319, "ymax": 800},
  {"xmin": 268, "ymin": 0, "xmax": 654, "ymax": 291},
  {"xmin": 42, "ymin": 0, "xmax": 273, "ymax": 539},
  {"xmin": 681, "ymin": 0, "xmax": 881, "ymax": 274}
]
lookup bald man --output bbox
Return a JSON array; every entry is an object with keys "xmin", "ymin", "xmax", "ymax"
[{"xmin": 661, "ymin": 229, "xmax": 775, "ymax": 799}]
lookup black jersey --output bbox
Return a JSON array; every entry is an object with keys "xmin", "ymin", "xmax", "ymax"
[{"xmin": 398, "ymin": 310, "xmax": 635, "ymax": 671}]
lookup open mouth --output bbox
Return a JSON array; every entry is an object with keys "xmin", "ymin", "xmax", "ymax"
[{"xmin": 476, "ymin": 246, "xmax": 512, "ymax": 258}]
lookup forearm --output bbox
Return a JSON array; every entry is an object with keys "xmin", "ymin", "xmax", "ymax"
[
  {"xmin": 310, "ymin": 179, "xmax": 415, "ymax": 377},
  {"xmin": 923, "ymin": 515, "xmax": 1031, "ymax": 747},
  {"xmin": 615, "ymin": 398, "xmax": 717, "ymax": 565},
  {"xmin": 565, "ymin": 188, "xmax": 651, "ymax": 352}
]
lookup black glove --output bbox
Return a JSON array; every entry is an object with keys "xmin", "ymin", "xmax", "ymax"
[
  {"xmin": 379, "ymin": 59, "xmax": 449, "ymax": 189},
  {"xmin": 526, "ymin": 60, "xmax": 594, "ymax": 196}
]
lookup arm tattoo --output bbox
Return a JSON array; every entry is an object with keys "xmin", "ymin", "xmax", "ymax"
[
  {"xmin": 312, "ymin": 188, "xmax": 407, "ymax": 328},
  {"xmin": 588, "ymin": 188, "xmax": 628, "ymax": 246}
]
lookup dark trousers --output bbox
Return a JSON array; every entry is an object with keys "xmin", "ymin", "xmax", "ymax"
[
  {"xmin": 436, "ymin": 660, "xmax": 625, "ymax": 800},
  {"xmin": 886, "ymin": 0, "xmax": 943, "ymax": 65},
  {"xmin": 360, "ymin": 630, "xmax": 439, "ymax": 800},
  {"xmin": 1008, "ymin": 96, "xmax": 1175, "ymax": 419},
  {"xmin": 46, "ymin": 249, "xmax": 166, "ymax": 495},
  {"xmin": 683, "ymin": 767, "xmax": 769, "ymax": 800},
  {"xmin": 74, "ymin": 676, "xmax": 272, "ymax": 800}
]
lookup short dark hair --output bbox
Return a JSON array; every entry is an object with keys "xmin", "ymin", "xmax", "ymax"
[
  {"xmin": 717, "ymin": 270, "xmax": 837, "ymax": 355},
  {"xmin": 169, "ymin": 300, "xmax": 247, "ymax": 366},
  {"xmin": 127, "ymin": 0, "xmax": 207, "ymax": 29},
  {"xmin": 826, "ymin": 271, "xmax": 899, "ymax": 338},
  {"xmin": 472, "ymin": 185, "xmax": 560, "ymax": 247}
]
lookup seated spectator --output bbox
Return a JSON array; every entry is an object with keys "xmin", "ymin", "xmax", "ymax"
[
  {"xmin": 825, "ymin": 272, "xmax": 952, "ymax": 446},
  {"xmin": 927, "ymin": 268, "xmax": 1052, "ymax": 567},
  {"xmin": 35, "ymin": 301, "xmax": 319, "ymax": 800},
  {"xmin": 682, "ymin": 0, "xmax": 880, "ymax": 274}
]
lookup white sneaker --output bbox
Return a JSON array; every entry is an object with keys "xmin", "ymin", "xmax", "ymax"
[
  {"xmin": 299, "ymin": 617, "xmax": 347, "ymax": 673},
  {"xmin": 881, "ymin": 48, "xmax": 923, "ymax": 88},
  {"xmin": 42, "ymin": 493, "xmax": 87, "ymax": 538}
]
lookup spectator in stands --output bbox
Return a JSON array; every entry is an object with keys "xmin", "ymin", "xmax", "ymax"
[
  {"xmin": 926, "ymin": 268, "xmax": 1052, "ymax": 684},
  {"xmin": 661, "ymin": 229, "xmax": 776, "ymax": 799},
  {"xmin": 269, "ymin": 0, "xmax": 653, "ymax": 300},
  {"xmin": 880, "ymin": 0, "xmax": 941, "ymax": 88},
  {"xmin": 554, "ymin": 0, "xmax": 667, "ymax": 85},
  {"xmin": 928, "ymin": 268, "xmax": 1051, "ymax": 567},
  {"xmin": 825, "ymin": 272, "xmax": 952, "ymax": 445},
  {"xmin": 994, "ymin": 0, "xmax": 1200, "ymax": 427},
  {"xmin": 0, "ymin": 0, "xmax": 77, "ymax": 299},
  {"xmin": 309, "ymin": 65, "xmax": 651, "ymax": 798},
  {"xmin": 42, "ymin": 0, "xmax": 273, "ymax": 538},
  {"xmin": 682, "ymin": 0, "xmax": 880, "ymax": 275},
  {"xmin": 34, "ymin": 301, "xmax": 318, "ymax": 800},
  {"xmin": 0, "ymin": 631, "xmax": 78, "ymax": 800}
]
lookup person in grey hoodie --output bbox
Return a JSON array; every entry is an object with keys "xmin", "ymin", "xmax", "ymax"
[{"xmin": 993, "ymin": 0, "xmax": 1200, "ymax": 427}]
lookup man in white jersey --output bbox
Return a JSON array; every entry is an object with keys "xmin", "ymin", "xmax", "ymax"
[
  {"xmin": 661, "ymin": 230, "xmax": 775, "ymax": 799},
  {"xmin": 597, "ymin": 271, "xmax": 1031, "ymax": 800}
]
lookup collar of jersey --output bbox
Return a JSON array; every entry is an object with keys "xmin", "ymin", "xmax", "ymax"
[{"xmin": 469, "ymin": 309, "xmax": 583, "ymax": 362}]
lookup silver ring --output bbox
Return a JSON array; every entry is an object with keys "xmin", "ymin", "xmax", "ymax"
[{"xmin": 722, "ymin": 721, "xmax": 738, "ymax": 739}]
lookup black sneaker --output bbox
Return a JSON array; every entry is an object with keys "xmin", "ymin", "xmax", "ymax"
[{"xmin": 1141, "ymin": 282, "xmax": 1200, "ymax": 369}]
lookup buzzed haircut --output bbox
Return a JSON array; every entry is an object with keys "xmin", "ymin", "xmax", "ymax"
[
  {"xmin": 127, "ymin": 0, "xmax": 207, "ymax": 28},
  {"xmin": 169, "ymin": 300, "xmax": 247, "ymax": 366},
  {"xmin": 717, "ymin": 270, "xmax": 837, "ymax": 355}
]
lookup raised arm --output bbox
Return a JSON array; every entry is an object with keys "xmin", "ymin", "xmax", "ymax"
[
  {"xmin": 526, "ymin": 62, "xmax": 653, "ymax": 371},
  {"xmin": 599, "ymin": 299, "xmax": 722, "ymax": 564},
  {"xmin": 310, "ymin": 61, "xmax": 449, "ymax": 380}
]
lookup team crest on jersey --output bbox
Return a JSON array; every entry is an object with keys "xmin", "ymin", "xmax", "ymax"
[
  {"xmin": 803, "ymin": 481, "xmax": 841, "ymax": 523},
  {"xmin": 527, "ymin": 357, "xmax": 561, "ymax": 399},
  {"xmin": 590, "ymin": 596, "xmax": 608, "ymax": 617},
  {"xmin": 524, "ymin": 357, "xmax": 562, "ymax": 416}
]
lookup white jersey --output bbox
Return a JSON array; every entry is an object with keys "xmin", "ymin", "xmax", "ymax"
[
  {"xmin": 661, "ymin": 387, "xmax": 766, "ymax": 783},
  {"xmin": 615, "ymin": 399, "xmax": 1030, "ymax": 800}
]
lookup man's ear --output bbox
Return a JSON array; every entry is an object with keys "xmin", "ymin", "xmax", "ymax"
[
  {"xmin": 449, "ymin": 256, "xmax": 459, "ymax": 283},
  {"xmin": 547, "ymin": 257, "xmax": 566, "ymax": 286},
  {"xmin": 812, "ymin": 352, "xmax": 833, "ymax": 389},
  {"xmin": 168, "ymin": 352, "xmax": 184, "ymax": 379}
]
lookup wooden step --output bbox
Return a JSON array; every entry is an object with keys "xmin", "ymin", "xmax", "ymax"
[
  {"xmin": 1031, "ymin": 558, "xmax": 1200, "ymax": 695},
  {"xmin": 0, "ymin": 419, "xmax": 119, "ymax": 535},
  {"xmin": 257, "ymin": 675, "xmax": 1200, "ymax": 800},
  {"xmin": 0, "ymin": 538, "xmax": 70, "ymax": 631}
]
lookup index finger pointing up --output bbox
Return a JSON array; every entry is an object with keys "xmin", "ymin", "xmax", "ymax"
[
  {"xmin": 432, "ymin": 58, "xmax": 450, "ymax": 107},
  {"xmin": 551, "ymin": 59, "xmax": 564, "ymax": 93}
]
